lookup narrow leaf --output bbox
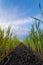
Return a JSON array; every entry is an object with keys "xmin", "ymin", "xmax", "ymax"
[{"xmin": 39, "ymin": 3, "xmax": 41, "ymax": 9}]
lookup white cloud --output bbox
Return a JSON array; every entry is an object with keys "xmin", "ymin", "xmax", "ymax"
[
  {"xmin": 0, "ymin": 7, "xmax": 34, "ymax": 29},
  {"xmin": 0, "ymin": 5, "xmax": 34, "ymax": 39},
  {"xmin": 0, "ymin": 16, "xmax": 33, "ymax": 39},
  {"xmin": 0, "ymin": 17, "xmax": 34, "ymax": 29},
  {"xmin": 12, "ymin": 17, "xmax": 34, "ymax": 25},
  {"xmin": 0, "ymin": 9, "xmax": 34, "ymax": 37}
]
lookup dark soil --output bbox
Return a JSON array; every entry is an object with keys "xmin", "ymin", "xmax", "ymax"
[{"xmin": 0, "ymin": 43, "xmax": 43, "ymax": 65}]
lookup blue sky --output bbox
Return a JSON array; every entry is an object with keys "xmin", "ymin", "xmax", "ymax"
[{"xmin": 0, "ymin": 0, "xmax": 43, "ymax": 40}]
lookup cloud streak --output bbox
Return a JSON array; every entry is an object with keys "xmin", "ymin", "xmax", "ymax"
[{"xmin": 0, "ymin": 0, "xmax": 35, "ymax": 40}]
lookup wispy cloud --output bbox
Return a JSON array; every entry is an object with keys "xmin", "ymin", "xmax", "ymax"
[
  {"xmin": 0, "ymin": 16, "xmax": 34, "ymax": 29},
  {"xmin": 0, "ymin": 0, "xmax": 34, "ymax": 40},
  {"xmin": 0, "ymin": 8, "xmax": 34, "ymax": 39},
  {"xmin": 0, "ymin": 4, "xmax": 34, "ymax": 29}
]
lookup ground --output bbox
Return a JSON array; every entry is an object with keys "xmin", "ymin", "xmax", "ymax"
[{"xmin": 0, "ymin": 43, "xmax": 43, "ymax": 65}]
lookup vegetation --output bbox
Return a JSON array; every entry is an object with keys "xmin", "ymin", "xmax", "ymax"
[
  {"xmin": 23, "ymin": 3, "xmax": 43, "ymax": 55},
  {"xmin": 23, "ymin": 20, "xmax": 43, "ymax": 54},
  {"xmin": 0, "ymin": 2, "xmax": 43, "ymax": 62},
  {"xmin": 0, "ymin": 17, "xmax": 43, "ymax": 62},
  {"xmin": 0, "ymin": 26, "xmax": 20, "ymax": 61}
]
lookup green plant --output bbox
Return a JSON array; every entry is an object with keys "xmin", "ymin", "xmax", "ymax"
[{"xmin": 0, "ymin": 26, "xmax": 20, "ymax": 61}]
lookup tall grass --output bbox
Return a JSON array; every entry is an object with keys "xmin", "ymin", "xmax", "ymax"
[
  {"xmin": 0, "ymin": 26, "xmax": 20, "ymax": 61},
  {"xmin": 0, "ymin": 20, "xmax": 43, "ymax": 61},
  {"xmin": 23, "ymin": 20, "xmax": 43, "ymax": 54}
]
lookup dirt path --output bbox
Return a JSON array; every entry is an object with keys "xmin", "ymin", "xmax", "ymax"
[{"xmin": 0, "ymin": 43, "xmax": 43, "ymax": 65}]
